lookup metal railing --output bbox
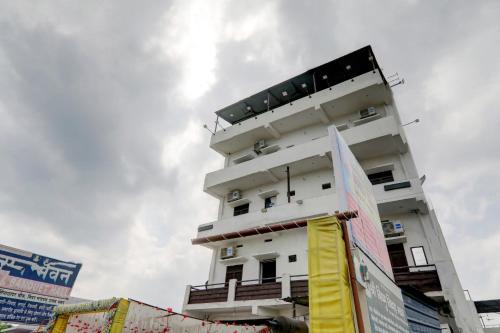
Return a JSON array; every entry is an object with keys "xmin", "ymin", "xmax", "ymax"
[
  {"xmin": 191, "ymin": 275, "xmax": 308, "ymax": 289},
  {"xmin": 187, "ymin": 275, "xmax": 309, "ymax": 305}
]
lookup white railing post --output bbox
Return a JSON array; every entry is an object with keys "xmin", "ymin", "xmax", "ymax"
[
  {"xmin": 282, "ymin": 274, "xmax": 291, "ymax": 298},
  {"xmin": 227, "ymin": 279, "xmax": 237, "ymax": 302}
]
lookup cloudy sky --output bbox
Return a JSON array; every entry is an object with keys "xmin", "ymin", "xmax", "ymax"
[{"xmin": 1, "ymin": 1, "xmax": 499, "ymax": 312}]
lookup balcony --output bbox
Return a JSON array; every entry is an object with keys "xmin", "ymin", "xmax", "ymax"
[
  {"xmin": 393, "ymin": 265, "xmax": 442, "ymax": 293},
  {"xmin": 343, "ymin": 115, "xmax": 408, "ymax": 160},
  {"xmin": 204, "ymin": 136, "xmax": 332, "ymax": 197},
  {"xmin": 184, "ymin": 275, "xmax": 309, "ymax": 317},
  {"xmin": 373, "ymin": 178, "xmax": 428, "ymax": 215},
  {"xmin": 205, "ymin": 114, "xmax": 406, "ymax": 198},
  {"xmin": 196, "ymin": 193, "xmax": 337, "ymax": 241},
  {"xmin": 210, "ymin": 70, "xmax": 391, "ymax": 155}
]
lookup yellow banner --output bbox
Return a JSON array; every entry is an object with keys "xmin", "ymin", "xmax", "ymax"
[{"xmin": 308, "ymin": 216, "xmax": 355, "ymax": 333}]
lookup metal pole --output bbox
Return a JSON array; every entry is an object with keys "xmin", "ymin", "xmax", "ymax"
[
  {"xmin": 286, "ymin": 166, "xmax": 291, "ymax": 203},
  {"xmin": 340, "ymin": 219, "xmax": 366, "ymax": 333}
]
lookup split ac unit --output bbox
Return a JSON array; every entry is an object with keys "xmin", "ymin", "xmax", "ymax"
[
  {"xmin": 359, "ymin": 107, "xmax": 377, "ymax": 119},
  {"xmin": 220, "ymin": 247, "xmax": 236, "ymax": 259},
  {"xmin": 254, "ymin": 139, "xmax": 267, "ymax": 153},
  {"xmin": 382, "ymin": 221, "xmax": 404, "ymax": 237},
  {"xmin": 227, "ymin": 190, "xmax": 241, "ymax": 202}
]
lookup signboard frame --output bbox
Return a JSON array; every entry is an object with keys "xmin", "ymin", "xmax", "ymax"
[{"xmin": 329, "ymin": 125, "xmax": 393, "ymax": 276}]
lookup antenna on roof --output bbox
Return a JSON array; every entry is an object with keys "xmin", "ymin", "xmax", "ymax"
[
  {"xmin": 390, "ymin": 78, "xmax": 405, "ymax": 88},
  {"xmin": 388, "ymin": 72, "xmax": 405, "ymax": 88},
  {"xmin": 386, "ymin": 72, "xmax": 399, "ymax": 79},
  {"xmin": 203, "ymin": 124, "xmax": 215, "ymax": 135}
]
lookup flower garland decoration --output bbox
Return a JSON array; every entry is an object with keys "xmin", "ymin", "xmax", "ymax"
[{"xmin": 100, "ymin": 300, "xmax": 121, "ymax": 333}]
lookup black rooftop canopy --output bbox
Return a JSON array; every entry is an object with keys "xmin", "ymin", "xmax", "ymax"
[{"xmin": 215, "ymin": 45, "xmax": 386, "ymax": 124}]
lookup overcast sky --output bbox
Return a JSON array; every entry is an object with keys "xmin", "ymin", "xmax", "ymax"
[{"xmin": 1, "ymin": 1, "xmax": 499, "ymax": 312}]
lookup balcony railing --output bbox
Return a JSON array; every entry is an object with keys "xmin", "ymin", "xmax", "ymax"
[
  {"xmin": 235, "ymin": 277, "xmax": 282, "ymax": 301},
  {"xmin": 392, "ymin": 264, "xmax": 442, "ymax": 292},
  {"xmin": 186, "ymin": 275, "xmax": 308, "ymax": 305}
]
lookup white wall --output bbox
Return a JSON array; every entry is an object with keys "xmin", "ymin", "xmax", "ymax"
[
  {"xmin": 209, "ymin": 228, "xmax": 308, "ymax": 285},
  {"xmin": 219, "ymin": 168, "xmax": 334, "ymax": 220},
  {"xmin": 227, "ymin": 122, "xmax": 328, "ymax": 166}
]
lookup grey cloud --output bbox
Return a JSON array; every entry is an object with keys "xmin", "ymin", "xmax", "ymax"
[{"xmin": 0, "ymin": 0, "xmax": 499, "ymax": 309}]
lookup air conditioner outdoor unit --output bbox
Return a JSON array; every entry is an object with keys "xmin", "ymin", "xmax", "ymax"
[
  {"xmin": 254, "ymin": 139, "xmax": 267, "ymax": 153},
  {"xmin": 227, "ymin": 190, "xmax": 241, "ymax": 202},
  {"xmin": 359, "ymin": 107, "xmax": 377, "ymax": 119},
  {"xmin": 382, "ymin": 221, "xmax": 404, "ymax": 237},
  {"xmin": 220, "ymin": 246, "xmax": 236, "ymax": 259}
]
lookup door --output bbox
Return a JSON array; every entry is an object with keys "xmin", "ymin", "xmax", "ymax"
[
  {"xmin": 387, "ymin": 243, "xmax": 409, "ymax": 272},
  {"xmin": 260, "ymin": 259, "xmax": 276, "ymax": 283},
  {"xmin": 225, "ymin": 265, "xmax": 243, "ymax": 285}
]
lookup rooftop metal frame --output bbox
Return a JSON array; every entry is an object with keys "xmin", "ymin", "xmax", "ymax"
[{"xmin": 215, "ymin": 45, "xmax": 387, "ymax": 125}]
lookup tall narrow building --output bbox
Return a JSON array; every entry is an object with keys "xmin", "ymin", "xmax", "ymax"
[{"xmin": 182, "ymin": 46, "xmax": 482, "ymax": 333}]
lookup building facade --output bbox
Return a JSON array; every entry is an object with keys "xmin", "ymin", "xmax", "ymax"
[{"xmin": 182, "ymin": 46, "xmax": 483, "ymax": 333}]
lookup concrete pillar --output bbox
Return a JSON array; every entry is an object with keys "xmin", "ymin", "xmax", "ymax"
[
  {"xmin": 227, "ymin": 279, "xmax": 237, "ymax": 302},
  {"xmin": 282, "ymin": 273, "xmax": 291, "ymax": 298}
]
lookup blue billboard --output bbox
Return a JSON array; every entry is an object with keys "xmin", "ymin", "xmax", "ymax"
[{"xmin": 0, "ymin": 244, "xmax": 82, "ymax": 324}]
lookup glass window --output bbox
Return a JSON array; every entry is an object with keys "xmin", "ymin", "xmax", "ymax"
[
  {"xmin": 264, "ymin": 196, "xmax": 277, "ymax": 208},
  {"xmin": 233, "ymin": 203, "xmax": 249, "ymax": 216},
  {"xmin": 411, "ymin": 246, "xmax": 428, "ymax": 266}
]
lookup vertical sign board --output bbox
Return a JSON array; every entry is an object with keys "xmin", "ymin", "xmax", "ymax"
[
  {"xmin": 329, "ymin": 126, "xmax": 410, "ymax": 333},
  {"xmin": 365, "ymin": 272, "xmax": 410, "ymax": 333},
  {"xmin": 328, "ymin": 125, "xmax": 392, "ymax": 276},
  {"xmin": 0, "ymin": 244, "xmax": 82, "ymax": 324},
  {"xmin": 358, "ymin": 248, "xmax": 409, "ymax": 333}
]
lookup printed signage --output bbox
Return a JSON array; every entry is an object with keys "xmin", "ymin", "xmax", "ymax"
[
  {"xmin": 329, "ymin": 126, "xmax": 392, "ymax": 276},
  {"xmin": 0, "ymin": 244, "xmax": 82, "ymax": 324},
  {"xmin": 0, "ymin": 288, "xmax": 65, "ymax": 324},
  {"xmin": 365, "ymin": 274, "xmax": 410, "ymax": 333}
]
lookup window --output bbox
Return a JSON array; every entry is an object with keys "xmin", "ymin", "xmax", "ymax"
[
  {"xmin": 233, "ymin": 203, "xmax": 249, "ymax": 216},
  {"xmin": 288, "ymin": 255, "xmax": 297, "ymax": 263},
  {"xmin": 289, "ymin": 190, "xmax": 296, "ymax": 196},
  {"xmin": 411, "ymin": 246, "xmax": 428, "ymax": 266},
  {"xmin": 260, "ymin": 259, "xmax": 276, "ymax": 283},
  {"xmin": 264, "ymin": 196, "xmax": 277, "ymax": 208},
  {"xmin": 322, "ymin": 183, "xmax": 331, "ymax": 190},
  {"xmin": 387, "ymin": 243, "xmax": 408, "ymax": 271},
  {"xmin": 225, "ymin": 265, "xmax": 243, "ymax": 285},
  {"xmin": 368, "ymin": 170, "xmax": 394, "ymax": 185}
]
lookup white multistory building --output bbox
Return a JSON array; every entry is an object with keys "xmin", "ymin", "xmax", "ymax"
[{"xmin": 182, "ymin": 46, "xmax": 483, "ymax": 333}]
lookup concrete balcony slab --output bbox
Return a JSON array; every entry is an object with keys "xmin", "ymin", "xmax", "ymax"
[
  {"xmin": 204, "ymin": 136, "xmax": 332, "ymax": 197},
  {"xmin": 344, "ymin": 115, "xmax": 408, "ymax": 159},
  {"xmin": 373, "ymin": 178, "xmax": 428, "ymax": 215},
  {"xmin": 196, "ymin": 193, "xmax": 338, "ymax": 243}
]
